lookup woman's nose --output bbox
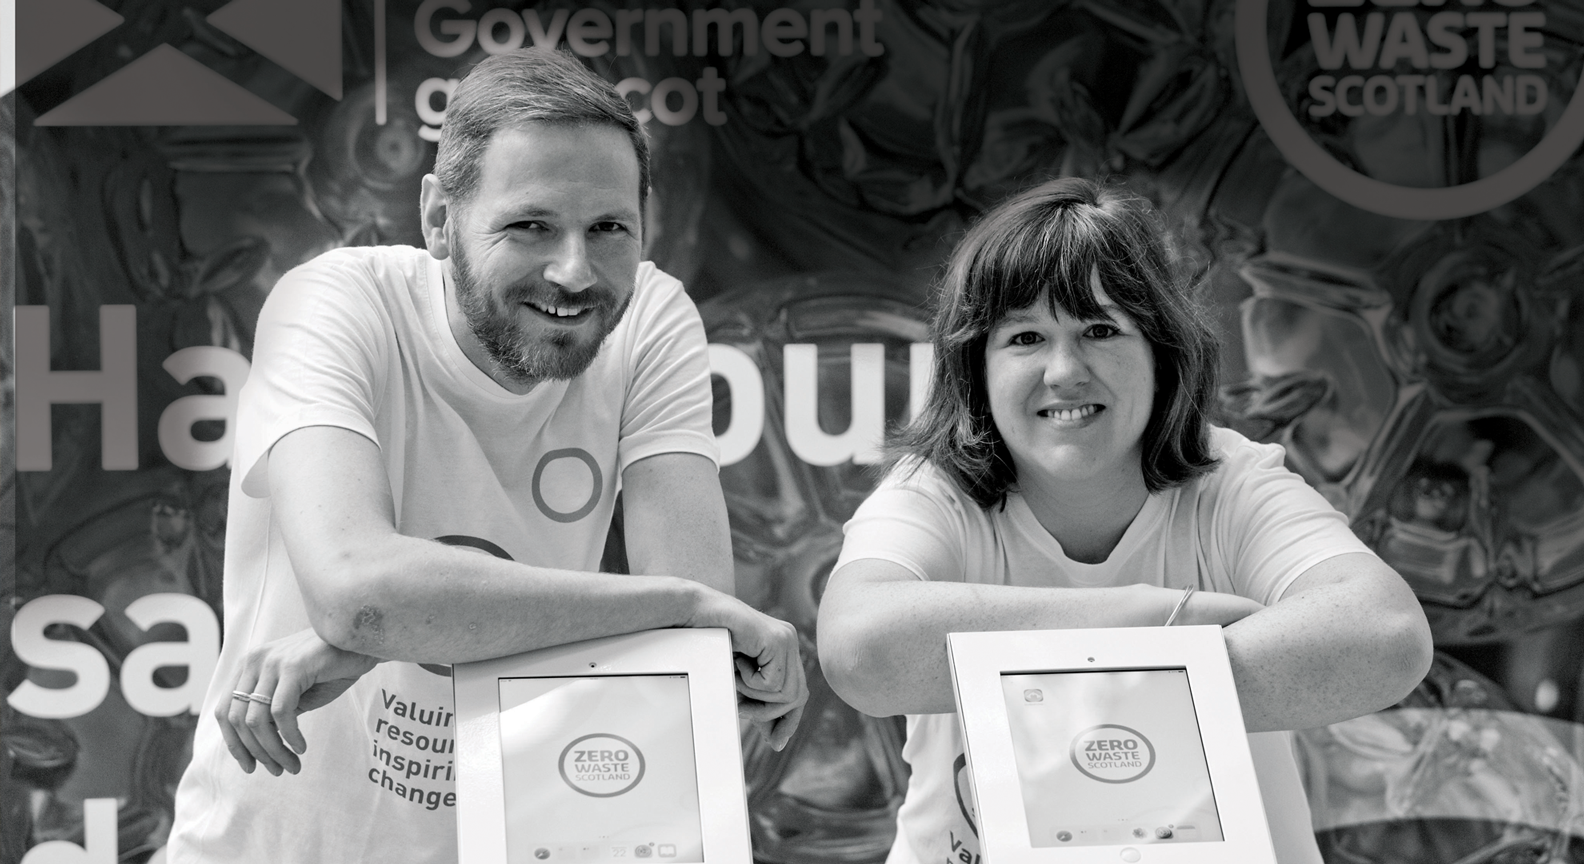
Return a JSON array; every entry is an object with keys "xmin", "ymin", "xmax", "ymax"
[{"xmin": 1042, "ymin": 338, "xmax": 1090, "ymax": 388}]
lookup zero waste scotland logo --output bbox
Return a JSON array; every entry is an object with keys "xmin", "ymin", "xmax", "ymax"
[
  {"xmin": 1235, "ymin": 0, "xmax": 1584, "ymax": 219},
  {"xmin": 1070, "ymin": 725, "xmax": 1157, "ymax": 784},
  {"xmin": 560, "ymin": 733, "xmax": 647, "ymax": 797}
]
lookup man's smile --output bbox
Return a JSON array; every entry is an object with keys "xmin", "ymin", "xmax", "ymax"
[{"xmin": 523, "ymin": 298, "xmax": 593, "ymax": 320}]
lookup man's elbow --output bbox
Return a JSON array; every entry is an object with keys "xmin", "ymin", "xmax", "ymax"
[
  {"xmin": 296, "ymin": 554, "xmax": 397, "ymax": 655},
  {"xmin": 309, "ymin": 598, "xmax": 392, "ymax": 655}
]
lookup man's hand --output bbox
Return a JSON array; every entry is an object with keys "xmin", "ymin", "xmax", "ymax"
[
  {"xmin": 622, "ymin": 453, "xmax": 806, "ymax": 748},
  {"xmin": 217, "ymin": 629, "xmax": 380, "ymax": 776},
  {"xmin": 691, "ymin": 592, "xmax": 807, "ymax": 751}
]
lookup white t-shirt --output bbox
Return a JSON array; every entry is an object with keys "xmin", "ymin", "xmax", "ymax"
[
  {"xmin": 835, "ymin": 428, "xmax": 1375, "ymax": 864},
  {"xmin": 167, "ymin": 246, "xmax": 717, "ymax": 864}
]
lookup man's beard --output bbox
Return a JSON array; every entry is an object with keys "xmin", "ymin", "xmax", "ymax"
[{"xmin": 450, "ymin": 232, "xmax": 632, "ymax": 387}]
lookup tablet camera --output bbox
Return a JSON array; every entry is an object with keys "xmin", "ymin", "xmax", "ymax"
[
  {"xmin": 534, "ymin": 849, "xmax": 550, "ymax": 860},
  {"xmin": 1056, "ymin": 832, "xmax": 1073, "ymax": 842},
  {"xmin": 1154, "ymin": 826, "xmax": 1174, "ymax": 839}
]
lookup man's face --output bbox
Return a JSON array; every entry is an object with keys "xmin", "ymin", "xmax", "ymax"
[{"xmin": 444, "ymin": 122, "xmax": 643, "ymax": 388}]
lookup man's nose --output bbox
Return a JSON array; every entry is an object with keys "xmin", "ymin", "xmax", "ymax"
[{"xmin": 543, "ymin": 232, "xmax": 596, "ymax": 292}]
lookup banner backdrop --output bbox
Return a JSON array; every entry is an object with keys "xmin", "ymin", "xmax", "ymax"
[{"xmin": 5, "ymin": 1, "xmax": 1584, "ymax": 862}]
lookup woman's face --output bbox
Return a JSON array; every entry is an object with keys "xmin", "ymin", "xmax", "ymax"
[{"xmin": 984, "ymin": 280, "xmax": 1156, "ymax": 493}]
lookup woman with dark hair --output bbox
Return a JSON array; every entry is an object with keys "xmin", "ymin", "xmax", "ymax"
[{"xmin": 817, "ymin": 178, "xmax": 1432, "ymax": 864}]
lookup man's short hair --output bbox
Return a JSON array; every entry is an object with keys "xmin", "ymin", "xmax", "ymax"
[
  {"xmin": 434, "ymin": 48, "xmax": 650, "ymax": 214},
  {"xmin": 892, "ymin": 177, "xmax": 1221, "ymax": 508}
]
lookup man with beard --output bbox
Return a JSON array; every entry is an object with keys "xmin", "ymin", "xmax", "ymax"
[{"xmin": 164, "ymin": 49, "xmax": 805, "ymax": 864}]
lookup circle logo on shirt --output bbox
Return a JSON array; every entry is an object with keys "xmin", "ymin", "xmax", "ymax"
[
  {"xmin": 1071, "ymin": 725, "xmax": 1155, "ymax": 784},
  {"xmin": 533, "ymin": 448, "xmax": 603, "ymax": 523},
  {"xmin": 559, "ymin": 733, "xmax": 646, "ymax": 797}
]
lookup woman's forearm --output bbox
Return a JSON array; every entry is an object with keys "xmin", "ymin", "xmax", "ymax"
[
  {"xmin": 818, "ymin": 555, "xmax": 1429, "ymax": 730},
  {"xmin": 1223, "ymin": 554, "xmax": 1433, "ymax": 732},
  {"xmin": 817, "ymin": 561, "xmax": 1260, "ymax": 716}
]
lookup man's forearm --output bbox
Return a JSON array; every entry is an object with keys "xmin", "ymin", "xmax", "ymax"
[
  {"xmin": 268, "ymin": 427, "xmax": 732, "ymax": 665},
  {"xmin": 302, "ymin": 534, "xmax": 709, "ymax": 663}
]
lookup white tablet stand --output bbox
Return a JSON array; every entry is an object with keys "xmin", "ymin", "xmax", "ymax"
[
  {"xmin": 454, "ymin": 629, "xmax": 752, "ymax": 864},
  {"xmin": 948, "ymin": 626, "xmax": 1277, "ymax": 864}
]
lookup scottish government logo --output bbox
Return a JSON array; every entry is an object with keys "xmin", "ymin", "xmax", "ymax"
[
  {"xmin": 1070, "ymin": 725, "xmax": 1156, "ymax": 784},
  {"xmin": 560, "ymin": 734, "xmax": 646, "ymax": 797},
  {"xmin": 1236, "ymin": 0, "xmax": 1584, "ymax": 219},
  {"xmin": 12, "ymin": 0, "xmax": 339, "ymax": 124}
]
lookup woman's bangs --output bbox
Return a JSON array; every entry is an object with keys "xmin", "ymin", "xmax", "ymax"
[
  {"xmin": 1042, "ymin": 232, "xmax": 1108, "ymax": 323},
  {"xmin": 966, "ymin": 228, "xmax": 1045, "ymax": 326},
  {"xmin": 967, "ymin": 206, "xmax": 1114, "ymax": 327}
]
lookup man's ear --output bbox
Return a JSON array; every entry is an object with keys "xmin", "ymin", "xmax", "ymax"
[
  {"xmin": 419, "ymin": 174, "xmax": 452, "ymax": 260},
  {"xmin": 639, "ymin": 184, "xmax": 651, "ymax": 254}
]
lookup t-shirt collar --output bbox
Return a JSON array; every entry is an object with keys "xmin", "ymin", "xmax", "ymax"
[{"xmin": 1004, "ymin": 489, "xmax": 1168, "ymax": 586}]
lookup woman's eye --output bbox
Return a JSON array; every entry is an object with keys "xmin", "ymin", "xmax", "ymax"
[
  {"xmin": 1009, "ymin": 331, "xmax": 1041, "ymax": 346},
  {"xmin": 1086, "ymin": 323, "xmax": 1121, "ymax": 339}
]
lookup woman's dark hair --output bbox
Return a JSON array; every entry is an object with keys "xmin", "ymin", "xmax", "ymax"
[{"xmin": 891, "ymin": 177, "xmax": 1221, "ymax": 508}]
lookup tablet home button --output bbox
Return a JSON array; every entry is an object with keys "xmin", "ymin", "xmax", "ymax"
[{"xmin": 1119, "ymin": 848, "xmax": 1141, "ymax": 862}]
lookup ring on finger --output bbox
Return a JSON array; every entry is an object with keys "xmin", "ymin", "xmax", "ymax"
[
  {"xmin": 247, "ymin": 692, "xmax": 273, "ymax": 704},
  {"xmin": 232, "ymin": 690, "xmax": 254, "ymax": 701}
]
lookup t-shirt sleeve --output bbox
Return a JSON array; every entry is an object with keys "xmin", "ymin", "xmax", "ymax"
[
  {"xmin": 616, "ymin": 263, "xmax": 719, "ymax": 470},
  {"xmin": 234, "ymin": 253, "xmax": 390, "ymax": 498},
  {"xmin": 834, "ymin": 464, "xmax": 973, "ymax": 583},
  {"xmin": 1210, "ymin": 431, "xmax": 1377, "ymax": 606}
]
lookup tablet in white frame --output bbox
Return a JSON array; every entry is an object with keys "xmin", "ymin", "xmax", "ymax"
[
  {"xmin": 947, "ymin": 626, "xmax": 1277, "ymax": 864},
  {"xmin": 454, "ymin": 628, "xmax": 752, "ymax": 864}
]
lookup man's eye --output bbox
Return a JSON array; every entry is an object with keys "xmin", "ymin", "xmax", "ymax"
[{"xmin": 592, "ymin": 222, "xmax": 628, "ymax": 234}]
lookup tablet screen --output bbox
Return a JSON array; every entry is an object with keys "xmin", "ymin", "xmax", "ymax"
[
  {"xmin": 499, "ymin": 674, "xmax": 704, "ymax": 863},
  {"xmin": 999, "ymin": 669, "xmax": 1223, "ymax": 848}
]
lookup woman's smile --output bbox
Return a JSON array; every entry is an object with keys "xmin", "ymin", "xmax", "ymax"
[{"xmin": 1036, "ymin": 403, "xmax": 1103, "ymax": 422}]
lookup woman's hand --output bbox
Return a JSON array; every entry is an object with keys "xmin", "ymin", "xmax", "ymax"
[{"xmin": 216, "ymin": 629, "xmax": 380, "ymax": 776}]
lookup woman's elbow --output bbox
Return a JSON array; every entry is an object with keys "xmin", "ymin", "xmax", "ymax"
[
  {"xmin": 817, "ymin": 609, "xmax": 904, "ymax": 717},
  {"xmin": 1342, "ymin": 560, "xmax": 1435, "ymax": 707},
  {"xmin": 815, "ymin": 639, "xmax": 876, "ymax": 718},
  {"xmin": 1377, "ymin": 604, "xmax": 1435, "ymax": 705}
]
